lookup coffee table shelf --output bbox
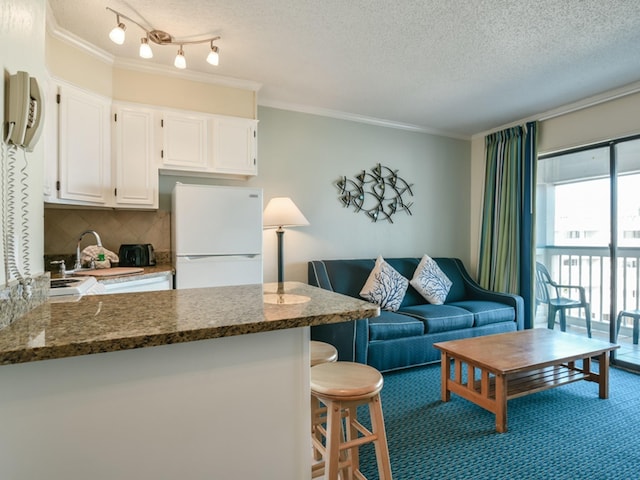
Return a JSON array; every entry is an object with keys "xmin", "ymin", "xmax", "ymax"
[{"xmin": 469, "ymin": 364, "xmax": 592, "ymax": 401}]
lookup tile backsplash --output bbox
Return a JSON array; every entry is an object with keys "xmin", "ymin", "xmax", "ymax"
[{"xmin": 44, "ymin": 208, "xmax": 170, "ymax": 263}]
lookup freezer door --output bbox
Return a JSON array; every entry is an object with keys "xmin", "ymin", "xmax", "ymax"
[
  {"xmin": 173, "ymin": 184, "xmax": 262, "ymax": 256},
  {"xmin": 175, "ymin": 255, "xmax": 262, "ymax": 289}
]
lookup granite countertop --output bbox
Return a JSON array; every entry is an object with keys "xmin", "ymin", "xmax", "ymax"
[{"xmin": 0, "ymin": 282, "xmax": 379, "ymax": 366}]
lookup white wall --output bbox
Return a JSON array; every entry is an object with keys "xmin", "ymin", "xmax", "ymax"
[
  {"xmin": 249, "ymin": 107, "xmax": 471, "ymax": 282},
  {"xmin": 469, "ymin": 89, "xmax": 640, "ymax": 275},
  {"xmin": 0, "ymin": 0, "xmax": 46, "ymax": 286}
]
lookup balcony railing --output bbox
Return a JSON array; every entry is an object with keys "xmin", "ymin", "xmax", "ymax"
[{"xmin": 537, "ymin": 246, "xmax": 640, "ymax": 337}]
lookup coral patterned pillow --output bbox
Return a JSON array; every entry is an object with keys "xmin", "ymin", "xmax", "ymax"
[
  {"xmin": 360, "ymin": 256, "xmax": 409, "ymax": 312},
  {"xmin": 410, "ymin": 254, "xmax": 452, "ymax": 305}
]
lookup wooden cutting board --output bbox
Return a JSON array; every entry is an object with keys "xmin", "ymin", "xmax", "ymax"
[{"xmin": 72, "ymin": 267, "xmax": 144, "ymax": 277}]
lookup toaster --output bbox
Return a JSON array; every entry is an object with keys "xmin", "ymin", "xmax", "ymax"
[{"xmin": 118, "ymin": 244, "xmax": 156, "ymax": 267}]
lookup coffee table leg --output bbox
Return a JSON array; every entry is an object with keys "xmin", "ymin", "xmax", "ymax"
[
  {"xmin": 495, "ymin": 374, "xmax": 507, "ymax": 433},
  {"xmin": 441, "ymin": 352, "xmax": 451, "ymax": 402},
  {"xmin": 598, "ymin": 351, "xmax": 610, "ymax": 399}
]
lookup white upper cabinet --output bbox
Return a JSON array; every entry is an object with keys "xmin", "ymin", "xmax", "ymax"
[
  {"xmin": 211, "ymin": 116, "xmax": 258, "ymax": 176},
  {"xmin": 158, "ymin": 109, "xmax": 258, "ymax": 178},
  {"xmin": 45, "ymin": 78, "xmax": 258, "ymax": 210},
  {"xmin": 160, "ymin": 111, "xmax": 209, "ymax": 171},
  {"xmin": 113, "ymin": 104, "xmax": 158, "ymax": 209},
  {"xmin": 56, "ymin": 83, "xmax": 111, "ymax": 205}
]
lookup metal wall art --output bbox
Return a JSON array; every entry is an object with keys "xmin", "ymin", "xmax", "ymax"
[{"xmin": 336, "ymin": 163, "xmax": 414, "ymax": 223}]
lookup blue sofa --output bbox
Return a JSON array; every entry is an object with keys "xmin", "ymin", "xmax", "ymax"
[{"xmin": 308, "ymin": 257, "xmax": 524, "ymax": 372}]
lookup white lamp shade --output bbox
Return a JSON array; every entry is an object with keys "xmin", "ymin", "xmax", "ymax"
[
  {"xmin": 174, "ymin": 51, "xmax": 186, "ymax": 69},
  {"xmin": 263, "ymin": 197, "xmax": 309, "ymax": 228},
  {"xmin": 139, "ymin": 39, "xmax": 153, "ymax": 58},
  {"xmin": 207, "ymin": 48, "xmax": 219, "ymax": 66},
  {"xmin": 109, "ymin": 25, "xmax": 126, "ymax": 45}
]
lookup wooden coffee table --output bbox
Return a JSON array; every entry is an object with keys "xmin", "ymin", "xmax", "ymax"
[{"xmin": 433, "ymin": 329, "xmax": 619, "ymax": 433}]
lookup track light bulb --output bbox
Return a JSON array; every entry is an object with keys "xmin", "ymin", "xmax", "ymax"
[
  {"xmin": 109, "ymin": 16, "xmax": 126, "ymax": 45},
  {"xmin": 174, "ymin": 46, "xmax": 186, "ymax": 69},
  {"xmin": 206, "ymin": 44, "xmax": 219, "ymax": 66},
  {"xmin": 139, "ymin": 37, "xmax": 153, "ymax": 58}
]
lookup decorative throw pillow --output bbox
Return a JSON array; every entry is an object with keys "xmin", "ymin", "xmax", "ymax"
[
  {"xmin": 360, "ymin": 256, "xmax": 409, "ymax": 312},
  {"xmin": 410, "ymin": 254, "xmax": 452, "ymax": 305}
]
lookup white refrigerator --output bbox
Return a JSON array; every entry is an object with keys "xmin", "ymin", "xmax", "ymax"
[{"xmin": 172, "ymin": 183, "xmax": 263, "ymax": 289}]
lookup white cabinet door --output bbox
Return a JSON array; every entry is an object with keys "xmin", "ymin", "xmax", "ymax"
[
  {"xmin": 211, "ymin": 116, "xmax": 258, "ymax": 176},
  {"xmin": 160, "ymin": 112, "xmax": 208, "ymax": 171},
  {"xmin": 113, "ymin": 105, "xmax": 158, "ymax": 208},
  {"xmin": 57, "ymin": 84, "xmax": 111, "ymax": 205}
]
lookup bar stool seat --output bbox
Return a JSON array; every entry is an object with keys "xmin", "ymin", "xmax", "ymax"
[
  {"xmin": 616, "ymin": 310, "xmax": 640, "ymax": 344},
  {"xmin": 311, "ymin": 340, "xmax": 338, "ymax": 367},
  {"xmin": 310, "ymin": 361, "xmax": 392, "ymax": 480}
]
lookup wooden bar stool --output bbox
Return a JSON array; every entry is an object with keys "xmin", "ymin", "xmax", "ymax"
[
  {"xmin": 311, "ymin": 340, "xmax": 338, "ymax": 367},
  {"xmin": 310, "ymin": 361, "xmax": 392, "ymax": 480},
  {"xmin": 310, "ymin": 341, "xmax": 339, "ymax": 463}
]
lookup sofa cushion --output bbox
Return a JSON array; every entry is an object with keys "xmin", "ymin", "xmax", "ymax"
[
  {"xmin": 410, "ymin": 254, "xmax": 452, "ymax": 304},
  {"xmin": 360, "ymin": 256, "xmax": 409, "ymax": 311},
  {"xmin": 448, "ymin": 300, "xmax": 516, "ymax": 326},
  {"xmin": 399, "ymin": 304, "xmax": 474, "ymax": 333},
  {"xmin": 369, "ymin": 311, "xmax": 425, "ymax": 341}
]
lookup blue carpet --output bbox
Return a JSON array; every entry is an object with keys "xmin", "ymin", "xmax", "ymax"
[{"xmin": 357, "ymin": 364, "xmax": 640, "ymax": 479}]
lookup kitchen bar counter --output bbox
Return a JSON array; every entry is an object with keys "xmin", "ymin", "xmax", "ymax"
[
  {"xmin": 0, "ymin": 281, "xmax": 378, "ymax": 479},
  {"xmin": 0, "ymin": 281, "xmax": 377, "ymax": 365}
]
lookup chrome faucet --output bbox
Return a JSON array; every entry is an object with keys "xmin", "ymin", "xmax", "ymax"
[{"xmin": 74, "ymin": 230, "xmax": 103, "ymax": 270}]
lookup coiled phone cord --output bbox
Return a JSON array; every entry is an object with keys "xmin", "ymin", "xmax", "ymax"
[{"xmin": 2, "ymin": 123, "xmax": 32, "ymax": 299}]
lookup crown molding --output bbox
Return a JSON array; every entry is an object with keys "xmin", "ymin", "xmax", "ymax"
[
  {"xmin": 258, "ymin": 98, "xmax": 470, "ymax": 140},
  {"xmin": 472, "ymin": 80, "xmax": 640, "ymax": 140}
]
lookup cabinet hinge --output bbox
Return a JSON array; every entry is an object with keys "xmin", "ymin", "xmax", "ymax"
[
  {"xmin": 56, "ymin": 94, "xmax": 61, "ymax": 104},
  {"xmin": 56, "ymin": 181, "xmax": 60, "ymax": 191}
]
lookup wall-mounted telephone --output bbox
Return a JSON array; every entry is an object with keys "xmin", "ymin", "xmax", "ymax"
[
  {"xmin": 1, "ymin": 70, "xmax": 43, "ymax": 295},
  {"xmin": 7, "ymin": 71, "xmax": 44, "ymax": 152}
]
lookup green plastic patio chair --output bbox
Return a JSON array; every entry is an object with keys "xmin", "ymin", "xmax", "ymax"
[{"xmin": 535, "ymin": 262, "xmax": 592, "ymax": 338}]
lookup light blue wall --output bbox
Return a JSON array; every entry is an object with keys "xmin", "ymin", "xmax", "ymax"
[{"xmin": 160, "ymin": 106, "xmax": 471, "ymax": 283}]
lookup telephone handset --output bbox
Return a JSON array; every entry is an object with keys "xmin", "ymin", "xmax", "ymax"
[{"xmin": 7, "ymin": 71, "xmax": 44, "ymax": 152}]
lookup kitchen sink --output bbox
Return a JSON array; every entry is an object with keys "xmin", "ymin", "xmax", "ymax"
[{"xmin": 49, "ymin": 276, "xmax": 98, "ymax": 297}]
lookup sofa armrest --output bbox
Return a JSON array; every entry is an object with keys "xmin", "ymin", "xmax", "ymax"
[
  {"xmin": 451, "ymin": 259, "xmax": 525, "ymax": 330},
  {"xmin": 308, "ymin": 261, "xmax": 370, "ymax": 362}
]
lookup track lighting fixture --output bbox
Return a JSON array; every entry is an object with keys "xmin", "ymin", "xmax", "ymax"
[{"xmin": 106, "ymin": 6, "xmax": 221, "ymax": 70}]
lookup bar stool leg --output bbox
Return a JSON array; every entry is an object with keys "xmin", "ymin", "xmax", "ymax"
[
  {"xmin": 369, "ymin": 393, "xmax": 392, "ymax": 480},
  {"xmin": 326, "ymin": 401, "xmax": 345, "ymax": 480}
]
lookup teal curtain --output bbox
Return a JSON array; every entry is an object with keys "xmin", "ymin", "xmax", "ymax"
[{"xmin": 478, "ymin": 122, "xmax": 537, "ymax": 329}]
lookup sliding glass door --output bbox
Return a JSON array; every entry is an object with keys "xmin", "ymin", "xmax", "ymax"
[{"xmin": 536, "ymin": 135, "xmax": 640, "ymax": 370}]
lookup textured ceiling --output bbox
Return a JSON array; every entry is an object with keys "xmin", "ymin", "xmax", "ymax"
[{"xmin": 47, "ymin": 0, "xmax": 640, "ymax": 138}]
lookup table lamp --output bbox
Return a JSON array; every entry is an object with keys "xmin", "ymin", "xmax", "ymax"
[{"xmin": 263, "ymin": 197, "xmax": 309, "ymax": 283}]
